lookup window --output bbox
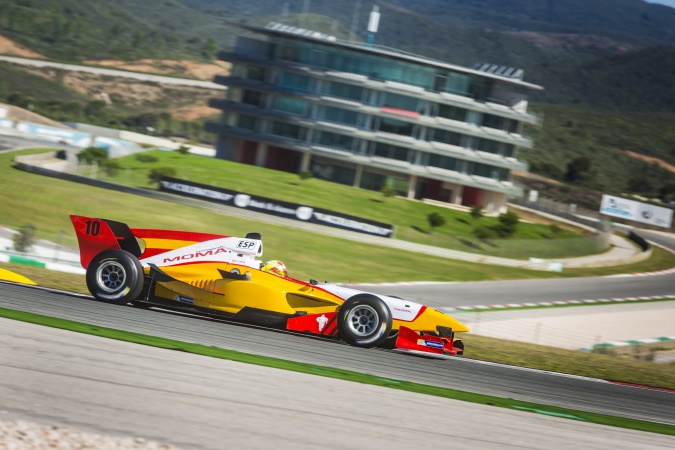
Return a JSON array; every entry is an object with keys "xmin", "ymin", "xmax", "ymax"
[
  {"xmin": 437, "ymin": 104, "xmax": 467, "ymax": 121},
  {"xmin": 382, "ymin": 93, "xmax": 419, "ymax": 112},
  {"xmin": 271, "ymin": 122, "xmax": 304, "ymax": 140},
  {"xmin": 430, "ymin": 129, "xmax": 462, "ymax": 146},
  {"xmin": 445, "ymin": 72, "xmax": 470, "ymax": 95},
  {"xmin": 377, "ymin": 117, "xmax": 414, "ymax": 136},
  {"xmin": 310, "ymin": 159, "xmax": 356, "ymax": 186},
  {"xmin": 279, "ymin": 71, "xmax": 312, "ymax": 92},
  {"xmin": 320, "ymin": 106, "xmax": 360, "ymax": 127},
  {"xmin": 321, "ymin": 81, "xmax": 364, "ymax": 101},
  {"xmin": 237, "ymin": 115, "xmax": 256, "ymax": 131},
  {"xmin": 242, "ymin": 90, "xmax": 262, "ymax": 106},
  {"xmin": 372, "ymin": 143, "xmax": 412, "ymax": 162},
  {"xmin": 428, "ymin": 154, "xmax": 459, "ymax": 171},
  {"xmin": 471, "ymin": 162, "xmax": 506, "ymax": 179},
  {"xmin": 248, "ymin": 66, "xmax": 266, "ymax": 82},
  {"xmin": 316, "ymin": 131, "xmax": 355, "ymax": 151},
  {"xmin": 274, "ymin": 97, "xmax": 308, "ymax": 115}
]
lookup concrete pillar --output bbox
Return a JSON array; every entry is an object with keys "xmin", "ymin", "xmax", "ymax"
[
  {"xmin": 451, "ymin": 183, "xmax": 463, "ymax": 206},
  {"xmin": 353, "ymin": 164, "xmax": 363, "ymax": 188},
  {"xmin": 407, "ymin": 175, "xmax": 417, "ymax": 199},
  {"xmin": 300, "ymin": 152, "xmax": 311, "ymax": 172},
  {"xmin": 254, "ymin": 143, "xmax": 268, "ymax": 167}
]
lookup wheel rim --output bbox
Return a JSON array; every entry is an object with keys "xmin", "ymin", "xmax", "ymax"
[
  {"xmin": 346, "ymin": 304, "xmax": 379, "ymax": 336},
  {"xmin": 96, "ymin": 261, "xmax": 126, "ymax": 293}
]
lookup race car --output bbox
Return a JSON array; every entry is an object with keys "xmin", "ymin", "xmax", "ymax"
[{"xmin": 70, "ymin": 215, "xmax": 468, "ymax": 355}]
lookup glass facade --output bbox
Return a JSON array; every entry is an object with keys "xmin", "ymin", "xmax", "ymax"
[{"xmin": 211, "ymin": 29, "xmax": 537, "ymax": 201}]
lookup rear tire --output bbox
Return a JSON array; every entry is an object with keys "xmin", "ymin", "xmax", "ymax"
[
  {"xmin": 337, "ymin": 295, "xmax": 392, "ymax": 348},
  {"xmin": 86, "ymin": 250, "xmax": 144, "ymax": 304}
]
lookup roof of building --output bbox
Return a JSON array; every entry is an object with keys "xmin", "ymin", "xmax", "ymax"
[{"xmin": 229, "ymin": 22, "xmax": 543, "ymax": 91}]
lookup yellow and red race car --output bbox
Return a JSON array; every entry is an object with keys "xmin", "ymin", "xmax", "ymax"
[{"xmin": 71, "ymin": 215, "xmax": 468, "ymax": 355}]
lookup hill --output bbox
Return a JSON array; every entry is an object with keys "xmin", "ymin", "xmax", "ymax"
[{"xmin": 2, "ymin": 0, "xmax": 675, "ymax": 112}]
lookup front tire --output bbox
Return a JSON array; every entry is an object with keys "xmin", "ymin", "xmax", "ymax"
[
  {"xmin": 337, "ymin": 295, "xmax": 392, "ymax": 348},
  {"xmin": 86, "ymin": 250, "xmax": 144, "ymax": 304}
]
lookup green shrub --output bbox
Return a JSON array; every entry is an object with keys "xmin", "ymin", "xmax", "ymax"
[
  {"xmin": 472, "ymin": 224, "xmax": 496, "ymax": 240},
  {"xmin": 176, "ymin": 145, "xmax": 190, "ymax": 155},
  {"xmin": 427, "ymin": 211, "xmax": 446, "ymax": 229},
  {"xmin": 470, "ymin": 205, "xmax": 483, "ymax": 220},
  {"xmin": 135, "ymin": 153, "xmax": 159, "ymax": 163},
  {"xmin": 299, "ymin": 170, "xmax": 313, "ymax": 181},
  {"xmin": 148, "ymin": 167, "xmax": 177, "ymax": 185}
]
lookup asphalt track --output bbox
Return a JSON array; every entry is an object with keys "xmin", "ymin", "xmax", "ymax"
[
  {"xmin": 1, "ymin": 282, "xmax": 674, "ymax": 428},
  {"xmin": 363, "ymin": 228, "xmax": 675, "ymax": 307}
]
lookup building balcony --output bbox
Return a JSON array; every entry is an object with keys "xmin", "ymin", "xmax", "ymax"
[{"xmin": 221, "ymin": 52, "xmax": 539, "ymax": 124}]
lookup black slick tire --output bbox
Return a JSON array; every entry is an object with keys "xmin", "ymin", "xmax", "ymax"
[
  {"xmin": 86, "ymin": 249, "xmax": 144, "ymax": 304},
  {"xmin": 337, "ymin": 294, "xmax": 392, "ymax": 348}
]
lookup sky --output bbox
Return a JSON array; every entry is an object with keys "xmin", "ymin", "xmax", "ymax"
[{"xmin": 644, "ymin": 0, "xmax": 675, "ymax": 8}]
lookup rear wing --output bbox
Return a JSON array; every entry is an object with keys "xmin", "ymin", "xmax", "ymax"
[
  {"xmin": 70, "ymin": 215, "xmax": 140, "ymax": 269},
  {"xmin": 70, "ymin": 215, "xmax": 230, "ymax": 269}
]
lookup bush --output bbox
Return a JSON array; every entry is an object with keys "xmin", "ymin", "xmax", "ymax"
[
  {"xmin": 472, "ymin": 224, "xmax": 496, "ymax": 240},
  {"xmin": 427, "ymin": 212, "xmax": 446, "ymax": 229},
  {"xmin": 176, "ymin": 145, "xmax": 190, "ymax": 155},
  {"xmin": 380, "ymin": 186, "xmax": 397, "ymax": 198},
  {"xmin": 299, "ymin": 170, "xmax": 313, "ymax": 181},
  {"xmin": 135, "ymin": 153, "xmax": 159, "ymax": 163},
  {"xmin": 101, "ymin": 159, "xmax": 121, "ymax": 177},
  {"xmin": 494, "ymin": 212, "xmax": 520, "ymax": 237},
  {"xmin": 148, "ymin": 167, "xmax": 177, "ymax": 185},
  {"xmin": 549, "ymin": 224, "xmax": 562, "ymax": 235},
  {"xmin": 470, "ymin": 205, "xmax": 483, "ymax": 220}
]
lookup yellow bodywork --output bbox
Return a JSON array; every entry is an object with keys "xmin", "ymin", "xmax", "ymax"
[{"xmin": 147, "ymin": 262, "xmax": 468, "ymax": 334}]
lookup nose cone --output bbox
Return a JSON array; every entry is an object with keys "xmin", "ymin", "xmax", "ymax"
[{"xmin": 433, "ymin": 308, "xmax": 470, "ymax": 333}]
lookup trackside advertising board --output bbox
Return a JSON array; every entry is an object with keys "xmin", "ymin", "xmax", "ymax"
[
  {"xmin": 600, "ymin": 194, "xmax": 673, "ymax": 228},
  {"xmin": 159, "ymin": 177, "xmax": 394, "ymax": 237}
]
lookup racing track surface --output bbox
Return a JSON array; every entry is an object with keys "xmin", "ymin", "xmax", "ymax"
[
  {"xmin": 364, "ymin": 229, "xmax": 675, "ymax": 307},
  {"xmin": 1, "ymin": 282, "xmax": 674, "ymax": 426}
]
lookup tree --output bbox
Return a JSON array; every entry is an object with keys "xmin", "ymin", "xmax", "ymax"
[
  {"xmin": 564, "ymin": 156, "xmax": 591, "ymax": 182},
  {"xmin": 13, "ymin": 224, "xmax": 35, "ymax": 253},
  {"xmin": 201, "ymin": 38, "xmax": 219, "ymax": 60},
  {"xmin": 76, "ymin": 146, "xmax": 108, "ymax": 165},
  {"xmin": 427, "ymin": 212, "xmax": 446, "ymax": 230}
]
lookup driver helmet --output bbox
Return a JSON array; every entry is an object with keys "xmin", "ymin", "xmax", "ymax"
[{"xmin": 260, "ymin": 260, "xmax": 287, "ymax": 277}]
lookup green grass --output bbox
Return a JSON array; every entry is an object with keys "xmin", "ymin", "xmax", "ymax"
[
  {"xmin": 100, "ymin": 149, "xmax": 610, "ymax": 259},
  {"xmin": 0, "ymin": 307, "xmax": 672, "ymax": 436},
  {"xmin": 3, "ymin": 149, "xmax": 675, "ymax": 282}
]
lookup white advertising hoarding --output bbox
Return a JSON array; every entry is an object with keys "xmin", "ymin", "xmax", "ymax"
[{"xmin": 600, "ymin": 194, "xmax": 673, "ymax": 228}]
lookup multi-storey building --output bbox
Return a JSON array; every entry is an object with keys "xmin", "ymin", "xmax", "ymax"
[{"xmin": 206, "ymin": 22, "xmax": 542, "ymax": 213}]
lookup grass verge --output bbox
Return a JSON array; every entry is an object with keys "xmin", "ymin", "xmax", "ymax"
[{"xmin": 1, "ymin": 306, "xmax": 673, "ymax": 436}]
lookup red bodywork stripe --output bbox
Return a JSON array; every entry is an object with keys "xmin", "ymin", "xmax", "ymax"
[
  {"xmin": 287, "ymin": 312, "xmax": 338, "ymax": 336},
  {"xmin": 131, "ymin": 228, "xmax": 228, "ymax": 241}
]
